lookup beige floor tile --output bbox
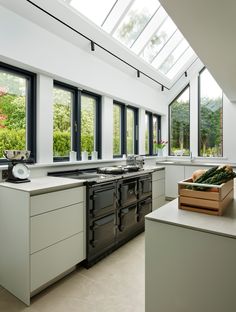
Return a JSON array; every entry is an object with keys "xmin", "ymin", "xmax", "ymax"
[
  {"xmin": 0, "ymin": 290, "xmax": 38, "ymax": 312},
  {"xmin": 1, "ymin": 233, "xmax": 145, "ymax": 312}
]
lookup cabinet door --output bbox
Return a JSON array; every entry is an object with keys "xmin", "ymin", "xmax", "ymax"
[
  {"xmin": 31, "ymin": 233, "xmax": 84, "ymax": 292},
  {"xmin": 165, "ymin": 165, "xmax": 185, "ymax": 198}
]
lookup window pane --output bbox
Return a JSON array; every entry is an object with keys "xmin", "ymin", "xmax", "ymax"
[
  {"xmin": 159, "ymin": 39, "xmax": 189, "ymax": 75},
  {"xmin": 0, "ymin": 71, "xmax": 27, "ymax": 158},
  {"xmin": 69, "ymin": 0, "xmax": 117, "ymax": 26},
  {"xmin": 199, "ymin": 69, "xmax": 223, "ymax": 157},
  {"xmin": 145, "ymin": 113, "xmax": 150, "ymax": 155},
  {"xmin": 53, "ymin": 87, "xmax": 72, "ymax": 157},
  {"xmin": 113, "ymin": 104, "xmax": 121, "ymax": 155},
  {"xmin": 169, "ymin": 87, "xmax": 190, "ymax": 156},
  {"xmin": 127, "ymin": 108, "xmax": 135, "ymax": 154},
  {"xmin": 153, "ymin": 115, "xmax": 158, "ymax": 154},
  {"xmin": 81, "ymin": 94, "xmax": 96, "ymax": 155},
  {"xmin": 141, "ymin": 17, "xmax": 176, "ymax": 63},
  {"xmin": 113, "ymin": 0, "xmax": 159, "ymax": 47}
]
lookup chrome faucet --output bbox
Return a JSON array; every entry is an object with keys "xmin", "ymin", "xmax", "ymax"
[{"xmin": 190, "ymin": 151, "xmax": 194, "ymax": 162}]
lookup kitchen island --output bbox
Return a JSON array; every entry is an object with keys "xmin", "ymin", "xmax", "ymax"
[{"xmin": 145, "ymin": 197, "xmax": 236, "ymax": 312}]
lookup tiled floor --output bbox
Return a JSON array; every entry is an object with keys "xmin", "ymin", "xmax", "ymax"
[{"xmin": 0, "ymin": 233, "xmax": 145, "ymax": 312}]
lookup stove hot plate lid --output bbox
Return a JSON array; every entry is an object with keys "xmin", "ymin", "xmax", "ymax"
[{"xmin": 97, "ymin": 166, "xmax": 125, "ymax": 174}]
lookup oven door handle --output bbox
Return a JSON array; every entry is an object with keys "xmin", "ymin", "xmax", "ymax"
[
  {"xmin": 90, "ymin": 239, "xmax": 98, "ymax": 248},
  {"xmin": 90, "ymin": 194, "xmax": 98, "ymax": 200}
]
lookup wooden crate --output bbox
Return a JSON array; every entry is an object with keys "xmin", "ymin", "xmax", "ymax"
[{"xmin": 178, "ymin": 178, "xmax": 234, "ymax": 216}]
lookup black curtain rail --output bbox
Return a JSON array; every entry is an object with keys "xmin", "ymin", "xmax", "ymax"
[{"xmin": 26, "ymin": 0, "xmax": 171, "ymax": 89}]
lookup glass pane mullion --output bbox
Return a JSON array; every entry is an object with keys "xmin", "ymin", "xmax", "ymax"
[
  {"xmin": 151, "ymin": 30, "xmax": 182, "ymax": 69},
  {"xmin": 103, "ymin": 0, "xmax": 135, "ymax": 34},
  {"xmin": 166, "ymin": 48, "xmax": 195, "ymax": 80},
  {"xmin": 130, "ymin": 4, "xmax": 161, "ymax": 49},
  {"xmin": 132, "ymin": 6, "xmax": 167, "ymax": 55}
]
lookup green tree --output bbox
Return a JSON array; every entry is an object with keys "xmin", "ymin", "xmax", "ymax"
[{"xmin": 170, "ymin": 99, "xmax": 190, "ymax": 155}]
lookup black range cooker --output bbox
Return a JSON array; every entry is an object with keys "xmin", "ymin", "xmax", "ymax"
[{"xmin": 48, "ymin": 166, "xmax": 152, "ymax": 267}]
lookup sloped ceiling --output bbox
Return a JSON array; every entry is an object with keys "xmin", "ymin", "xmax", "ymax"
[{"xmin": 160, "ymin": 0, "xmax": 236, "ymax": 102}]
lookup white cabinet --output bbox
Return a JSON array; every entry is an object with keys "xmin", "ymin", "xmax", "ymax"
[
  {"xmin": 165, "ymin": 165, "xmax": 185, "ymax": 198},
  {"xmin": 152, "ymin": 169, "xmax": 165, "ymax": 210},
  {"xmin": 0, "ymin": 183, "xmax": 85, "ymax": 305}
]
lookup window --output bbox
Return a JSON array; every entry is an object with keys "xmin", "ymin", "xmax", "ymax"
[
  {"xmin": 0, "ymin": 62, "xmax": 36, "ymax": 162},
  {"xmin": 53, "ymin": 82, "xmax": 101, "ymax": 161},
  {"xmin": 53, "ymin": 83, "xmax": 74, "ymax": 160},
  {"xmin": 145, "ymin": 111, "xmax": 161, "ymax": 155},
  {"xmin": 81, "ymin": 92, "xmax": 101, "ymax": 157},
  {"xmin": 153, "ymin": 114, "xmax": 161, "ymax": 154},
  {"xmin": 199, "ymin": 69, "xmax": 223, "ymax": 157},
  {"xmin": 169, "ymin": 86, "xmax": 190, "ymax": 156},
  {"xmin": 126, "ymin": 106, "xmax": 138, "ymax": 155},
  {"xmin": 113, "ymin": 103, "xmax": 123, "ymax": 156},
  {"xmin": 113, "ymin": 102, "xmax": 138, "ymax": 157}
]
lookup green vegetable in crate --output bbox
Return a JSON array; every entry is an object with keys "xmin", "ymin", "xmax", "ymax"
[
  {"xmin": 188, "ymin": 165, "xmax": 236, "ymax": 191},
  {"xmin": 194, "ymin": 166, "xmax": 219, "ymax": 184}
]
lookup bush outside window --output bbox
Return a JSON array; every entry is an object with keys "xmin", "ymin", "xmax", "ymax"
[
  {"xmin": 113, "ymin": 103, "xmax": 122, "ymax": 156},
  {"xmin": 53, "ymin": 86, "xmax": 72, "ymax": 158}
]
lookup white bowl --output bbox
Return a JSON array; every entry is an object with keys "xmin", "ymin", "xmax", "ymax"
[{"xmin": 4, "ymin": 150, "xmax": 31, "ymax": 161}]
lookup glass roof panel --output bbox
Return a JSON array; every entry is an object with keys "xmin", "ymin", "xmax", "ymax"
[
  {"xmin": 166, "ymin": 47, "xmax": 195, "ymax": 79},
  {"xmin": 151, "ymin": 30, "xmax": 183, "ymax": 69},
  {"xmin": 140, "ymin": 16, "xmax": 176, "ymax": 63},
  {"xmin": 69, "ymin": 0, "xmax": 117, "ymax": 26},
  {"xmin": 131, "ymin": 6, "xmax": 167, "ymax": 55},
  {"xmin": 113, "ymin": 0, "xmax": 160, "ymax": 48},
  {"xmin": 158, "ymin": 38, "xmax": 189, "ymax": 75}
]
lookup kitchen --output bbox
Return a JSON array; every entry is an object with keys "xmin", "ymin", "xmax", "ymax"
[{"xmin": 0, "ymin": 0, "xmax": 236, "ymax": 311}]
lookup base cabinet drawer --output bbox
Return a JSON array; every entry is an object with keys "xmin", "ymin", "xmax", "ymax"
[
  {"xmin": 30, "ymin": 187, "xmax": 84, "ymax": 216},
  {"xmin": 152, "ymin": 180, "xmax": 165, "ymax": 198},
  {"xmin": 152, "ymin": 195, "xmax": 166, "ymax": 211},
  {"xmin": 152, "ymin": 170, "xmax": 165, "ymax": 181},
  {"xmin": 31, "ymin": 233, "xmax": 84, "ymax": 292},
  {"xmin": 31, "ymin": 203, "xmax": 84, "ymax": 253}
]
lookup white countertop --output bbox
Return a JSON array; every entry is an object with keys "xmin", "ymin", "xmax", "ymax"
[
  {"xmin": 146, "ymin": 198, "xmax": 236, "ymax": 239},
  {"xmin": 0, "ymin": 176, "xmax": 85, "ymax": 195}
]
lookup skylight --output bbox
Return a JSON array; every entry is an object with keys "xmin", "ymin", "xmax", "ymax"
[{"xmin": 64, "ymin": 0, "xmax": 196, "ymax": 82}]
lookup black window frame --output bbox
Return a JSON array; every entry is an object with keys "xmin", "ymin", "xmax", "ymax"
[
  {"xmin": 53, "ymin": 81, "xmax": 78, "ymax": 162},
  {"xmin": 81, "ymin": 90, "xmax": 102, "ymax": 160},
  {"xmin": 113, "ymin": 101, "xmax": 125, "ymax": 158},
  {"xmin": 113, "ymin": 102, "xmax": 138, "ymax": 157},
  {"xmin": 126, "ymin": 105, "xmax": 139, "ymax": 155},
  {"xmin": 0, "ymin": 62, "xmax": 36, "ymax": 164},
  {"xmin": 198, "ymin": 67, "xmax": 223, "ymax": 157},
  {"xmin": 168, "ymin": 84, "xmax": 190, "ymax": 156},
  {"xmin": 145, "ymin": 111, "xmax": 161, "ymax": 156},
  {"xmin": 53, "ymin": 81, "xmax": 101, "ymax": 162}
]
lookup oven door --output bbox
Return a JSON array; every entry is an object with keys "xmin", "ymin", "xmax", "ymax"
[
  {"xmin": 137, "ymin": 197, "xmax": 152, "ymax": 226},
  {"xmin": 89, "ymin": 213, "xmax": 116, "ymax": 256},
  {"xmin": 117, "ymin": 204, "xmax": 138, "ymax": 240},
  {"xmin": 139, "ymin": 174, "xmax": 152, "ymax": 200},
  {"xmin": 119, "ymin": 177, "xmax": 138, "ymax": 207},
  {"xmin": 88, "ymin": 183, "xmax": 116, "ymax": 218}
]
